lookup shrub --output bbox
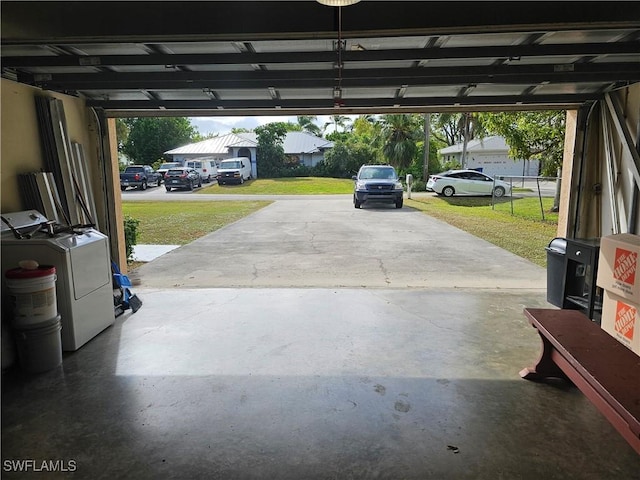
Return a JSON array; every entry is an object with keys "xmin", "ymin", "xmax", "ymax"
[
  {"xmin": 123, "ymin": 215, "xmax": 140, "ymax": 262},
  {"xmin": 410, "ymin": 179, "xmax": 426, "ymax": 191},
  {"xmin": 279, "ymin": 165, "xmax": 312, "ymax": 177},
  {"xmin": 441, "ymin": 159, "xmax": 462, "ymax": 171}
]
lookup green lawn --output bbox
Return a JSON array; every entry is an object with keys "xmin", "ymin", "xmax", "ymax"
[
  {"xmin": 406, "ymin": 195, "xmax": 558, "ymax": 267},
  {"xmin": 122, "ymin": 200, "xmax": 271, "ymax": 245},
  {"xmin": 198, "ymin": 177, "xmax": 354, "ymax": 195}
]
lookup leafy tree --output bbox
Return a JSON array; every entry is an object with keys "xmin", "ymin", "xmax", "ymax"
[
  {"xmin": 429, "ymin": 113, "xmax": 487, "ymax": 168},
  {"xmin": 481, "ymin": 111, "xmax": 565, "ymax": 176},
  {"xmin": 352, "ymin": 115, "xmax": 383, "ymax": 152},
  {"xmin": 268, "ymin": 121, "xmax": 302, "ymax": 133},
  {"xmin": 297, "ymin": 116, "xmax": 322, "ymax": 136},
  {"xmin": 255, "ymin": 123, "xmax": 288, "ymax": 178},
  {"xmin": 401, "ymin": 135, "xmax": 443, "ymax": 183},
  {"xmin": 320, "ymin": 139, "xmax": 377, "ymax": 178},
  {"xmin": 115, "ymin": 119, "xmax": 130, "ymax": 151},
  {"xmin": 378, "ymin": 114, "xmax": 422, "ymax": 170},
  {"xmin": 431, "ymin": 113, "xmax": 486, "ymax": 144},
  {"xmin": 192, "ymin": 131, "xmax": 219, "ymax": 141},
  {"xmin": 241, "ymin": 121, "xmax": 301, "ymax": 136},
  {"xmin": 431, "ymin": 113, "xmax": 462, "ymax": 146},
  {"xmin": 325, "ymin": 130, "xmax": 351, "ymax": 143},
  {"xmin": 115, "ymin": 119, "xmax": 132, "ymax": 167},
  {"xmin": 120, "ymin": 117, "xmax": 198, "ymax": 165}
]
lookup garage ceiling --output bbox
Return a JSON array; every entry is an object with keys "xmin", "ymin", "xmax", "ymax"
[{"xmin": 2, "ymin": 1, "xmax": 640, "ymax": 116}]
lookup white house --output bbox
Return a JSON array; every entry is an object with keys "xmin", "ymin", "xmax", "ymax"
[
  {"xmin": 165, "ymin": 131, "xmax": 334, "ymax": 179},
  {"xmin": 438, "ymin": 135, "xmax": 540, "ymax": 177}
]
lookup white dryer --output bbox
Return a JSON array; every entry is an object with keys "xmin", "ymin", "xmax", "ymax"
[{"xmin": 1, "ymin": 210, "xmax": 114, "ymax": 351}]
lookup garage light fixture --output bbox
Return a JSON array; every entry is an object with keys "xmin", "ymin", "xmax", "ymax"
[
  {"xmin": 317, "ymin": 0, "xmax": 361, "ymax": 6},
  {"xmin": 318, "ymin": 0, "xmax": 360, "ymax": 107}
]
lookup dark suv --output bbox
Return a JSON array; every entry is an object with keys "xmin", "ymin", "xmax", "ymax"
[
  {"xmin": 352, "ymin": 165, "xmax": 404, "ymax": 209},
  {"xmin": 164, "ymin": 167, "xmax": 202, "ymax": 191}
]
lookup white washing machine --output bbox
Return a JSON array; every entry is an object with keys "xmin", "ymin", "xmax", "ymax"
[{"xmin": 1, "ymin": 210, "xmax": 114, "ymax": 351}]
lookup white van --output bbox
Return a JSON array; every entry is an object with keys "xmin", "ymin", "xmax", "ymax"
[
  {"xmin": 185, "ymin": 159, "xmax": 218, "ymax": 183},
  {"xmin": 216, "ymin": 157, "xmax": 252, "ymax": 185}
]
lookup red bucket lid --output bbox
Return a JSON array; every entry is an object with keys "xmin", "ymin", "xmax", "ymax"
[{"xmin": 5, "ymin": 264, "xmax": 56, "ymax": 279}]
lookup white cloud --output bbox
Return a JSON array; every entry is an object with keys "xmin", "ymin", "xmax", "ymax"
[
  {"xmin": 189, "ymin": 115, "xmax": 358, "ymax": 136},
  {"xmin": 190, "ymin": 116, "xmax": 297, "ymax": 136}
]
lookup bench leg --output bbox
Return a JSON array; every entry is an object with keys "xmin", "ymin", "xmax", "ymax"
[{"xmin": 520, "ymin": 331, "xmax": 570, "ymax": 382}]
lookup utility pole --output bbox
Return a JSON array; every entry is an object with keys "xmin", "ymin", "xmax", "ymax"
[
  {"xmin": 423, "ymin": 113, "xmax": 430, "ymax": 181},
  {"xmin": 460, "ymin": 112, "xmax": 470, "ymax": 169}
]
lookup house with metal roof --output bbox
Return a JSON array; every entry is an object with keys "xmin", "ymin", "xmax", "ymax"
[
  {"xmin": 165, "ymin": 132, "xmax": 334, "ymax": 178},
  {"xmin": 438, "ymin": 135, "xmax": 540, "ymax": 178}
]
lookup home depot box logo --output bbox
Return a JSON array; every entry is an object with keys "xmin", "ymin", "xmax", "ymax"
[
  {"xmin": 602, "ymin": 290, "xmax": 640, "ymax": 356},
  {"xmin": 613, "ymin": 247, "xmax": 637, "ymax": 286},
  {"xmin": 597, "ymin": 234, "xmax": 640, "ymax": 303},
  {"xmin": 615, "ymin": 299, "xmax": 636, "ymax": 341}
]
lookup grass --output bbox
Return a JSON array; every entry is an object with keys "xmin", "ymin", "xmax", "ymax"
[
  {"xmin": 198, "ymin": 177, "xmax": 354, "ymax": 195},
  {"xmin": 122, "ymin": 200, "xmax": 271, "ymax": 245},
  {"xmin": 406, "ymin": 195, "xmax": 558, "ymax": 267}
]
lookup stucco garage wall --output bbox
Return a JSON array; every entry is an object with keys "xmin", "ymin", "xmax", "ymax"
[
  {"xmin": 2, "ymin": 79, "xmax": 47, "ymax": 212},
  {"xmin": 1, "ymin": 78, "xmax": 104, "ymax": 225}
]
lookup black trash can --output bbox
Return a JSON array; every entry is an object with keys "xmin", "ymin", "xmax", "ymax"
[{"xmin": 546, "ymin": 237, "xmax": 567, "ymax": 307}]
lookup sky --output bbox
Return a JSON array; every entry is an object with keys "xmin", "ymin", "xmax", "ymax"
[{"xmin": 189, "ymin": 115, "xmax": 356, "ymax": 137}]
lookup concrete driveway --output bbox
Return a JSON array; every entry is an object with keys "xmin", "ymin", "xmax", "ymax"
[{"xmin": 134, "ymin": 197, "xmax": 546, "ymax": 289}]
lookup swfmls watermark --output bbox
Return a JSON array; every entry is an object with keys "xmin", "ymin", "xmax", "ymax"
[{"xmin": 3, "ymin": 459, "xmax": 77, "ymax": 473}]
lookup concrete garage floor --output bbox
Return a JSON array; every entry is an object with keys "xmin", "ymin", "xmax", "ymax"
[{"xmin": 2, "ymin": 198, "xmax": 639, "ymax": 478}]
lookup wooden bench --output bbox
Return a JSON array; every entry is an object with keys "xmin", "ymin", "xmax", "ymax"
[{"xmin": 520, "ymin": 308, "xmax": 640, "ymax": 455}]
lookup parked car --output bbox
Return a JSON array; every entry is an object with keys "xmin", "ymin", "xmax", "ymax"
[
  {"xmin": 164, "ymin": 167, "xmax": 202, "ymax": 191},
  {"xmin": 120, "ymin": 165, "xmax": 162, "ymax": 191},
  {"xmin": 426, "ymin": 169, "xmax": 512, "ymax": 198},
  {"xmin": 156, "ymin": 162, "xmax": 181, "ymax": 181},
  {"xmin": 352, "ymin": 164, "xmax": 404, "ymax": 209},
  {"xmin": 217, "ymin": 157, "xmax": 252, "ymax": 185},
  {"xmin": 185, "ymin": 159, "xmax": 218, "ymax": 183}
]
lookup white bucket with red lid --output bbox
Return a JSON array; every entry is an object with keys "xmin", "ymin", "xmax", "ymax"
[{"xmin": 5, "ymin": 260, "xmax": 58, "ymax": 326}]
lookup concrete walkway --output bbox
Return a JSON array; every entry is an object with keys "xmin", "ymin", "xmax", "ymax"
[{"xmin": 131, "ymin": 244, "xmax": 180, "ymax": 262}]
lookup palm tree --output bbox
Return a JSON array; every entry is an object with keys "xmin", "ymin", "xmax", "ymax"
[
  {"xmin": 359, "ymin": 114, "xmax": 378, "ymax": 124},
  {"xmin": 458, "ymin": 112, "xmax": 486, "ymax": 168},
  {"xmin": 430, "ymin": 113, "xmax": 487, "ymax": 168},
  {"xmin": 296, "ymin": 116, "xmax": 322, "ymax": 136},
  {"xmin": 323, "ymin": 115, "xmax": 351, "ymax": 134},
  {"xmin": 378, "ymin": 114, "xmax": 421, "ymax": 170}
]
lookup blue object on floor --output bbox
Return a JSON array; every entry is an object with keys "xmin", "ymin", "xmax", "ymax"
[{"xmin": 111, "ymin": 261, "xmax": 142, "ymax": 316}]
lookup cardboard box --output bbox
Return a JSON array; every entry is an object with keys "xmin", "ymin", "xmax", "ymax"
[
  {"xmin": 596, "ymin": 233, "xmax": 640, "ymax": 303},
  {"xmin": 601, "ymin": 290, "xmax": 640, "ymax": 355}
]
